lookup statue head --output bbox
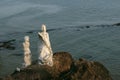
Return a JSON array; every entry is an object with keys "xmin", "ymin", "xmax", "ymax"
[
  {"xmin": 24, "ymin": 36, "xmax": 29, "ymax": 42},
  {"xmin": 41, "ymin": 24, "xmax": 46, "ymax": 32}
]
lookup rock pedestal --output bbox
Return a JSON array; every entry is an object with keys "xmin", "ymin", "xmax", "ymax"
[{"xmin": 2, "ymin": 52, "xmax": 112, "ymax": 80}]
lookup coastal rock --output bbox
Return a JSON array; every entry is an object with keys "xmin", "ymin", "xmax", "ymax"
[
  {"xmin": 0, "ymin": 39, "xmax": 16, "ymax": 50},
  {"xmin": 2, "ymin": 52, "xmax": 112, "ymax": 80},
  {"xmin": 113, "ymin": 23, "xmax": 120, "ymax": 26},
  {"xmin": 70, "ymin": 58, "xmax": 112, "ymax": 80}
]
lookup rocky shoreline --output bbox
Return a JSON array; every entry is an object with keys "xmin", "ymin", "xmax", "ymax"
[{"xmin": 1, "ymin": 52, "xmax": 112, "ymax": 80}]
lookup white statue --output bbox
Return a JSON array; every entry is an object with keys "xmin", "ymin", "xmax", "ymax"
[
  {"xmin": 38, "ymin": 24, "xmax": 53, "ymax": 66},
  {"xmin": 23, "ymin": 36, "xmax": 31, "ymax": 67}
]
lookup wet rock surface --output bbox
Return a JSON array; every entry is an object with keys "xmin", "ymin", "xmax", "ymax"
[
  {"xmin": 1, "ymin": 52, "xmax": 112, "ymax": 80},
  {"xmin": 0, "ymin": 39, "xmax": 16, "ymax": 50},
  {"xmin": 113, "ymin": 23, "xmax": 120, "ymax": 26}
]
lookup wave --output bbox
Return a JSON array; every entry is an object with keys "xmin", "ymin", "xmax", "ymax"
[{"xmin": 0, "ymin": 3, "xmax": 62, "ymax": 19}]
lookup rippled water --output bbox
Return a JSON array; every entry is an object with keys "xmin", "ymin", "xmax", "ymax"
[{"xmin": 0, "ymin": 0, "xmax": 120, "ymax": 80}]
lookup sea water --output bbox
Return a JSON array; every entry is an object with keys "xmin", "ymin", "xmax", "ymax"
[{"xmin": 0, "ymin": 0, "xmax": 120, "ymax": 80}]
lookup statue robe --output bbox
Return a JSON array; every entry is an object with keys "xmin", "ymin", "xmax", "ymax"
[
  {"xmin": 38, "ymin": 32, "xmax": 53, "ymax": 66},
  {"xmin": 23, "ymin": 36, "xmax": 31, "ymax": 67}
]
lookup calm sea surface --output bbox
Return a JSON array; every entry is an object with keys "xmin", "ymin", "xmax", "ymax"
[{"xmin": 0, "ymin": 0, "xmax": 120, "ymax": 80}]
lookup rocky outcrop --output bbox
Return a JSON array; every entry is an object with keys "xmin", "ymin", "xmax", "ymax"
[
  {"xmin": 2, "ymin": 52, "xmax": 112, "ymax": 80},
  {"xmin": 113, "ymin": 23, "xmax": 120, "ymax": 26},
  {"xmin": 70, "ymin": 58, "xmax": 112, "ymax": 80}
]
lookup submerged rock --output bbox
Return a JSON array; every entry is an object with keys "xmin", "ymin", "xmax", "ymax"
[
  {"xmin": 2, "ymin": 52, "xmax": 112, "ymax": 80},
  {"xmin": 113, "ymin": 23, "xmax": 120, "ymax": 26},
  {"xmin": 0, "ymin": 39, "xmax": 16, "ymax": 50}
]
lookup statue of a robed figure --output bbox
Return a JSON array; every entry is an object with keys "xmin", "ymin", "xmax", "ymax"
[
  {"xmin": 38, "ymin": 24, "xmax": 53, "ymax": 66},
  {"xmin": 23, "ymin": 36, "xmax": 31, "ymax": 67}
]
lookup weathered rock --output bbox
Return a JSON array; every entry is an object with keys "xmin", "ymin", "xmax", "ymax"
[
  {"xmin": 2, "ymin": 52, "xmax": 112, "ymax": 80},
  {"xmin": 0, "ymin": 39, "xmax": 16, "ymax": 50},
  {"xmin": 70, "ymin": 58, "xmax": 112, "ymax": 80}
]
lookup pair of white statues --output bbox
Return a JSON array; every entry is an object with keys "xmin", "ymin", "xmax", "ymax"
[{"xmin": 23, "ymin": 24, "xmax": 53, "ymax": 67}]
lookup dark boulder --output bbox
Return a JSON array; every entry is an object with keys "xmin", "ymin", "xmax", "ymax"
[{"xmin": 2, "ymin": 52, "xmax": 112, "ymax": 80}]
